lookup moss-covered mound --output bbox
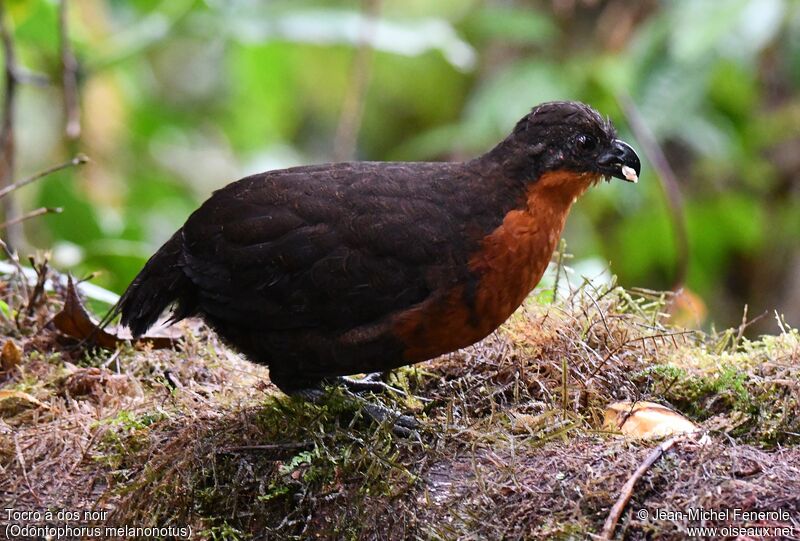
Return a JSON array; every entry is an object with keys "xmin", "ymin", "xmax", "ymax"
[{"xmin": 1, "ymin": 267, "xmax": 798, "ymax": 540}]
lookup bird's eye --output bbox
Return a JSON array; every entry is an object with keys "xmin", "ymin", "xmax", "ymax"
[{"xmin": 575, "ymin": 134, "xmax": 596, "ymax": 151}]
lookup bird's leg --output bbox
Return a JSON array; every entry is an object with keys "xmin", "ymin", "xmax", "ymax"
[
  {"xmin": 353, "ymin": 371, "xmax": 387, "ymax": 383},
  {"xmin": 290, "ymin": 387, "xmax": 328, "ymax": 404},
  {"xmin": 339, "ymin": 387, "xmax": 420, "ymax": 437},
  {"xmin": 289, "ymin": 382, "xmax": 420, "ymax": 437},
  {"xmin": 334, "ymin": 373, "xmax": 433, "ymax": 404}
]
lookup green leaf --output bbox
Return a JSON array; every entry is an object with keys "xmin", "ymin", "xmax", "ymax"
[
  {"xmin": 35, "ymin": 172, "xmax": 104, "ymax": 245},
  {"xmin": 13, "ymin": 0, "xmax": 59, "ymax": 53},
  {"xmin": 224, "ymin": 43, "xmax": 302, "ymax": 151},
  {"xmin": 709, "ymin": 60, "xmax": 758, "ymax": 119}
]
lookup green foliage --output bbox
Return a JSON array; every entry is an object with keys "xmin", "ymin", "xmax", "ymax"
[
  {"xmin": 102, "ymin": 409, "xmax": 169, "ymax": 431},
  {"xmin": 199, "ymin": 522, "xmax": 247, "ymax": 541},
  {"xmin": 636, "ymin": 327, "xmax": 800, "ymax": 446}
]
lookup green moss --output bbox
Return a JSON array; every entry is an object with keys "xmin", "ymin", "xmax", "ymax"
[{"xmin": 198, "ymin": 522, "xmax": 248, "ymax": 541}]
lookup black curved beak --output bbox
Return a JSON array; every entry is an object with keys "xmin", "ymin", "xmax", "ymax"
[{"xmin": 596, "ymin": 139, "xmax": 641, "ymax": 183}]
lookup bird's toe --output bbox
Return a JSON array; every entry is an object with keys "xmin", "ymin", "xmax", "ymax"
[
  {"xmin": 337, "ymin": 375, "xmax": 405, "ymax": 395},
  {"xmin": 356, "ymin": 398, "xmax": 420, "ymax": 438}
]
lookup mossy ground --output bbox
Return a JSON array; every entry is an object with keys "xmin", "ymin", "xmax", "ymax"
[{"xmin": 0, "ymin": 268, "xmax": 798, "ymax": 540}]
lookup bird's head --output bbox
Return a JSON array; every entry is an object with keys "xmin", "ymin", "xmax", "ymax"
[{"xmin": 487, "ymin": 101, "xmax": 641, "ymax": 186}]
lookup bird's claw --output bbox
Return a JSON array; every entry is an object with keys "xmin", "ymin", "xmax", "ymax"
[
  {"xmin": 357, "ymin": 399, "xmax": 421, "ymax": 438},
  {"xmin": 335, "ymin": 374, "xmax": 433, "ymax": 404},
  {"xmin": 337, "ymin": 375, "xmax": 426, "ymax": 436},
  {"xmin": 289, "ymin": 383, "xmax": 421, "ymax": 438},
  {"xmin": 337, "ymin": 374, "xmax": 405, "ymax": 395}
]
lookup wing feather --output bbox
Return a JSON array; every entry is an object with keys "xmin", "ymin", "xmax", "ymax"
[{"xmin": 178, "ymin": 162, "xmax": 474, "ymax": 332}]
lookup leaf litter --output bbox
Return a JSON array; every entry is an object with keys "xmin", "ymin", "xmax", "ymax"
[{"xmin": 0, "ymin": 260, "xmax": 798, "ymax": 539}]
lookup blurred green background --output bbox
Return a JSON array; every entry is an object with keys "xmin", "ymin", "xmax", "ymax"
[{"xmin": 4, "ymin": 0, "xmax": 800, "ymax": 332}]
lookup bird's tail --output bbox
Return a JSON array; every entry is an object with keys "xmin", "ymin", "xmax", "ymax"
[{"xmin": 108, "ymin": 229, "xmax": 197, "ymax": 338}]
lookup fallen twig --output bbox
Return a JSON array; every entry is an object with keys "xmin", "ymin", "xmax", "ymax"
[{"xmin": 599, "ymin": 436, "xmax": 678, "ymax": 540}]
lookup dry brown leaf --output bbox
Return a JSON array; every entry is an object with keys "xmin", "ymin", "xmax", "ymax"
[
  {"xmin": 0, "ymin": 389, "xmax": 49, "ymax": 416},
  {"xmin": 0, "ymin": 339, "xmax": 21, "ymax": 371},
  {"xmin": 603, "ymin": 400, "xmax": 699, "ymax": 440},
  {"xmin": 53, "ymin": 276, "xmax": 179, "ymax": 350}
]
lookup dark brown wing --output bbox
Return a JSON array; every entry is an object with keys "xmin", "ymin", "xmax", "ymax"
[{"xmin": 178, "ymin": 161, "xmax": 502, "ymax": 334}]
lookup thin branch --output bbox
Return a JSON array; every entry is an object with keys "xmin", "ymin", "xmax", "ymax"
[
  {"xmin": 59, "ymin": 0, "xmax": 80, "ymax": 140},
  {"xmin": 25, "ymin": 254, "xmax": 49, "ymax": 316},
  {"xmin": 0, "ymin": 1, "xmax": 21, "ymax": 248},
  {"xmin": 600, "ymin": 436, "xmax": 678, "ymax": 541},
  {"xmin": 618, "ymin": 94, "xmax": 689, "ymax": 288},
  {"xmin": 0, "ymin": 153, "xmax": 87, "ymax": 199},
  {"xmin": 10, "ymin": 66, "xmax": 49, "ymax": 87},
  {"xmin": 333, "ymin": 0, "xmax": 380, "ymax": 161},
  {"xmin": 0, "ymin": 207, "xmax": 62, "ymax": 230},
  {"xmin": 733, "ymin": 305, "xmax": 768, "ymax": 348}
]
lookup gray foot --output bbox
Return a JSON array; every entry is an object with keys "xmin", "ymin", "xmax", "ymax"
[
  {"xmin": 343, "ymin": 389, "xmax": 420, "ymax": 437},
  {"xmin": 290, "ymin": 383, "xmax": 420, "ymax": 437},
  {"xmin": 333, "ymin": 373, "xmax": 432, "ymax": 403}
]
